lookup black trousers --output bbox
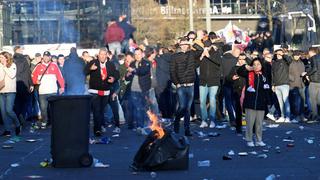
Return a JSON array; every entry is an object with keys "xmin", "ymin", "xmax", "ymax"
[
  {"xmin": 91, "ymin": 94, "xmax": 109, "ymax": 133},
  {"xmin": 108, "ymin": 95, "xmax": 120, "ymax": 128},
  {"xmin": 233, "ymin": 91, "xmax": 243, "ymax": 133}
]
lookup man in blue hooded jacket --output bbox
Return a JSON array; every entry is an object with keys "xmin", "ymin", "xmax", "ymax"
[{"xmin": 63, "ymin": 47, "xmax": 86, "ymax": 95}]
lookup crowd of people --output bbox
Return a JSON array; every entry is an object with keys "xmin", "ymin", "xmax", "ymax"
[{"xmin": 0, "ymin": 15, "xmax": 319, "ymax": 148}]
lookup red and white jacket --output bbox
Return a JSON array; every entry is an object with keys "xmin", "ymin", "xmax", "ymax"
[{"xmin": 32, "ymin": 62, "xmax": 65, "ymax": 95}]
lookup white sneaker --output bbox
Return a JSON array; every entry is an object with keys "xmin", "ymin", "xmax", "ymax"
[
  {"xmin": 284, "ymin": 117, "xmax": 291, "ymax": 123},
  {"xmin": 247, "ymin": 141, "xmax": 255, "ymax": 147},
  {"xmin": 291, "ymin": 119, "xmax": 299, "ymax": 124},
  {"xmin": 255, "ymin": 141, "xmax": 266, "ymax": 147},
  {"xmin": 275, "ymin": 117, "xmax": 285, "ymax": 123},
  {"xmin": 247, "ymin": 86, "xmax": 256, "ymax": 92},
  {"xmin": 101, "ymin": 126, "xmax": 106, "ymax": 133},
  {"xmin": 112, "ymin": 127, "xmax": 121, "ymax": 134},
  {"xmin": 266, "ymin": 113, "xmax": 276, "ymax": 121},
  {"xmin": 199, "ymin": 121, "xmax": 208, "ymax": 128},
  {"xmin": 209, "ymin": 121, "xmax": 215, "ymax": 128}
]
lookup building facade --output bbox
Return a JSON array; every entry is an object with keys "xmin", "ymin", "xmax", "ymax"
[
  {"xmin": 0, "ymin": 2, "xmax": 12, "ymax": 48},
  {"xmin": 0, "ymin": 0, "xmax": 130, "ymax": 48}
]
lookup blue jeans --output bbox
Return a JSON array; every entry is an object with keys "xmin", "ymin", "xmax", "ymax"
[
  {"xmin": 146, "ymin": 88, "xmax": 160, "ymax": 116},
  {"xmin": 174, "ymin": 86, "xmax": 194, "ymax": 133},
  {"xmin": 0, "ymin": 93, "xmax": 20, "ymax": 131},
  {"xmin": 199, "ymin": 85, "xmax": 218, "ymax": 123},
  {"xmin": 105, "ymin": 95, "xmax": 120, "ymax": 127},
  {"xmin": 32, "ymin": 91, "xmax": 41, "ymax": 117},
  {"xmin": 121, "ymin": 39, "xmax": 129, "ymax": 53},
  {"xmin": 289, "ymin": 87, "xmax": 305, "ymax": 118},
  {"xmin": 275, "ymin": 85, "xmax": 290, "ymax": 118},
  {"xmin": 223, "ymin": 85, "xmax": 235, "ymax": 122},
  {"xmin": 129, "ymin": 91, "xmax": 147, "ymax": 128},
  {"xmin": 108, "ymin": 42, "xmax": 121, "ymax": 57},
  {"xmin": 39, "ymin": 93, "xmax": 55, "ymax": 124},
  {"xmin": 104, "ymin": 104, "xmax": 113, "ymax": 124},
  {"xmin": 305, "ymin": 86, "xmax": 311, "ymax": 114}
]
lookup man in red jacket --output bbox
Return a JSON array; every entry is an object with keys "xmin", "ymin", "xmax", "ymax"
[
  {"xmin": 32, "ymin": 51, "xmax": 65, "ymax": 129},
  {"xmin": 104, "ymin": 19, "xmax": 125, "ymax": 57}
]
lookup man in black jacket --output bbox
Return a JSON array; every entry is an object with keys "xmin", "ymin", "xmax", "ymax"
[
  {"xmin": 170, "ymin": 37, "xmax": 203, "ymax": 136},
  {"xmin": 156, "ymin": 48, "xmax": 174, "ymax": 120},
  {"xmin": 272, "ymin": 48, "xmax": 292, "ymax": 123},
  {"xmin": 198, "ymin": 40, "xmax": 222, "ymax": 129},
  {"xmin": 84, "ymin": 48, "xmax": 119, "ymax": 137},
  {"xmin": 226, "ymin": 53, "xmax": 247, "ymax": 134},
  {"xmin": 125, "ymin": 48, "xmax": 151, "ymax": 133},
  {"xmin": 13, "ymin": 46, "xmax": 34, "ymax": 125},
  {"xmin": 305, "ymin": 47, "xmax": 320, "ymax": 122},
  {"xmin": 221, "ymin": 45, "xmax": 240, "ymax": 126}
]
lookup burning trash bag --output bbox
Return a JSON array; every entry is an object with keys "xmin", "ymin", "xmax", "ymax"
[{"xmin": 131, "ymin": 129, "xmax": 189, "ymax": 171}]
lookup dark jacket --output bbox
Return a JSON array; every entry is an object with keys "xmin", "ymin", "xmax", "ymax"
[
  {"xmin": 237, "ymin": 65, "xmax": 271, "ymax": 110},
  {"xmin": 125, "ymin": 59, "xmax": 151, "ymax": 93},
  {"xmin": 118, "ymin": 62, "xmax": 129, "ymax": 99},
  {"xmin": 13, "ymin": 53, "xmax": 33, "ymax": 93},
  {"xmin": 221, "ymin": 52, "xmax": 237, "ymax": 86},
  {"xmin": 170, "ymin": 50, "xmax": 202, "ymax": 85},
  {"xmin": 156, "ymin": 53, "xmax": 172, "ymax": 93},
  {"xmin": 226, "ymin": 65, "xmax": 246, "ymax": 94},
  {"xmin": 84, "ymin": 59, "xmax": 119, "ymax": 91},
  {"xmin": 63, "ymin": 51, "xmax": 86, "ymax": 95},
  {"xmin": 306, "ymin": 54, "xmax": 320, "ymax": 83},
  {"xmin": 263, "ymin": 37, "xmax": 274, "ymax": 51},
  {"xmin": 289, "ymin": 60, "xmax": 305, "ymax": 89},
  {"xmin": 271, "ymin": 55, "xmax": 292, "ymax": 86},
  {"xmin": 199, "ymin": 48, "xmax": 222, "ymax": 86},
  {"xmin": 117, "ymin": 18, "xmax": 136, "ymax": 40},
  {"xmin": 262, "ymin": 60, "xmax": 272, "ymax": 85}
]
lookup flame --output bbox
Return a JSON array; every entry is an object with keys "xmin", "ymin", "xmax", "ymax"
[{"xmin": 147, "ymin": 110, "xmax": 165, "ymax": 139}]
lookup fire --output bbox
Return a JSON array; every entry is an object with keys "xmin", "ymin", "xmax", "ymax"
[{"xmin": 147, "ymin": 111, "xmax": 165, "ymax": 139}]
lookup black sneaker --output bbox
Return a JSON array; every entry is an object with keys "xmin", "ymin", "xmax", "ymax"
[
  {"xmin": 15, "ymin": 126, "xmax": 22, "ymax": 136},
  {"xmin": 94, "ymin": 131, "xmax": 102, "ymax": 137},
  {"xmin": 185, "ymin": 131, "xmax": 193, "ymax": 137},
  {"xmin": 1, "ymin": 131, "xmax": 11, "ymax": 137}
]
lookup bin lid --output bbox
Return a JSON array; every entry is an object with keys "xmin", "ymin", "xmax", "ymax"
[{"xmin": 48, "ymin": 95, "xmax": 92, "ymax": 102}]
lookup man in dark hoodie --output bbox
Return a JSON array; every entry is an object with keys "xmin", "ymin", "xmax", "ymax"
[
  {"xmin": 221, "ymin": 45, "xmax": 241, "ymax": 126},
  {"xmin": 156, "ymin": 47, "xmax": 175, "ymax": 120},
  {"xmin": 198, "ymin": 39, "xmax": 222, "ymax": 129},
  {"xmin": 63, "ymin": 47, "xmax": 86, "ymax": 95},
  {"xmin": 13, "ymin": 46, "xmax": 34, "ymax": 124},
  {"xmin": 272, "ymin": 48, "xmax": 292, "ymax": 123},
  {"xmin": 118, "ymin": 15, "xmax": 136, "ymax": 54},
  {"xmin": 226, "ymin": 53, "xmax": 248, "ymax": 134}
]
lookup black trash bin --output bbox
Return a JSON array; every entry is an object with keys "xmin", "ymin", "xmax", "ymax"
[{"xmin": 48, "ymin": 95, "xmax": 93, "ymax": 168}]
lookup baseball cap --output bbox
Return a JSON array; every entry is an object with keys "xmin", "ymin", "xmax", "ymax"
[{"xmin": 43, "ymin": 51, "xmax": 51, "ymax": 57}]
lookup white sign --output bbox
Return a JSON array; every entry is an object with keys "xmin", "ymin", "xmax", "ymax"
[
  {"xmin": 1, "ymin": 43, "xmax": 99, "ymax": 58},
  {"xmin": 160, "ymin": 5, "xmax": 232, "ymax": 15}
]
